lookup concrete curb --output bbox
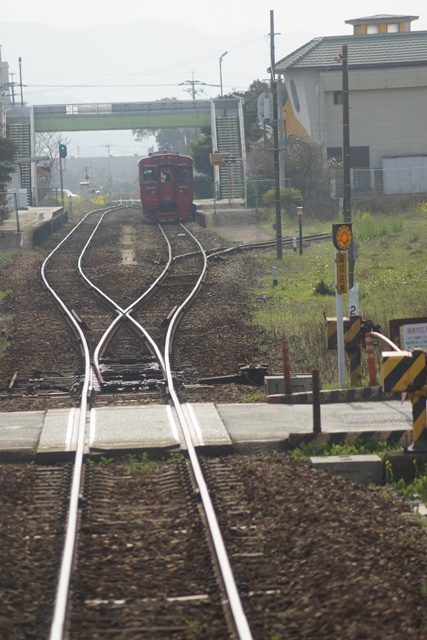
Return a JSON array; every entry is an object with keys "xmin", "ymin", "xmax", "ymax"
[
  {"xmin": 267, "ymin": 386, "xmax": 398, "ymax": 404},
  {"xmin": 280, "ymin": 429, "xmax": 412, "ymax": 451}
]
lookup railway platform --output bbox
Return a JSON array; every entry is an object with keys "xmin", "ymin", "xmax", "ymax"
[
  {"xmin": 0, "ymin": 205, "xmax": 66, "ymax": 250},
  {"xmin": 195, "ymin": 199, "xmax": 275, "ymax": 243},
  {"xmin": 0, "ymin": 399, "xmax": 413, "ymax": 463}
]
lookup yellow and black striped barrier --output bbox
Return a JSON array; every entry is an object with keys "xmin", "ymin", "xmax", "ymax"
[
  {"xmin": 326, "ymin": 316, "xmax": 362, "ymax": 387},
  {"xmin": 326, "ymin": 315, "xmax": 361, "ymax": 350},
  {"xmin": 382, "ymin": 348, "xmax": 427, "ymax": 450},
  {"xmin": 382, "ymin": 349, "xmax": 426, "ymax": 393}
]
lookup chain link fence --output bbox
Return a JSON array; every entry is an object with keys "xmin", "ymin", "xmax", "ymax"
[{"xmin": 330, "ymin": 167, "xmax": 427, "ymax": 199}]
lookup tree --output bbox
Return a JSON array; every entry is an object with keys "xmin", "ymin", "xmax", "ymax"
[
  {"xmin": 155, "ymin": 127, "xmax": 197, "ymax": 154},
  {"xmin": 191, "ymin": 135, "xmax": 214, "ymax": 176},
  {"xmin": 132, "ymin": 97, "xmax": 200, "ymax": 154},
  {"xmin": 0, "ymin": 137, "xmax": 17, "ymax": 222},
  {"xmin": 191, "ymin": 134, "xmax": 214, "ymax": 198},
  {"xmin": 0, "ymin": 137, "xmax": 17, "ymax": 189},
  {"xmin": 35, "ymin": 132, "xmax": 70, "ymax": 202},
  {"xmin": 284, "ymin": 136, "xmax": 338, "ymax": 220},
  {"xmin": 245, "ymin": 138, "xmax": 274, "ymax": 207}
]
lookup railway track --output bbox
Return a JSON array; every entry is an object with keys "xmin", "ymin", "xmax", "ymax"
[
  {"xmin": 4, "ymin": 211, "xmax": 427, "ymax": 638},
  {"xmin": 0, "ymin": 209, "xmax": 361, "ymax": 639},
  {"xmin": 38, "ymin": 206, "xmax": 253, "ymax": 639},
  {"xmin": 1, "ymin": 213, "xmax": 330, "ymax": 403}
]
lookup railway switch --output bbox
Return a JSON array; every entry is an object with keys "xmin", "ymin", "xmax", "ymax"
[{"xmin": 382, "ymin": 348, "xmax": 427, "ymax": 450}]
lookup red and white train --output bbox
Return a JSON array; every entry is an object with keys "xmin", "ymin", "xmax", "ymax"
[{"xmin": 138, "ymin": 151, "xmax": 194, "ymax": 222}]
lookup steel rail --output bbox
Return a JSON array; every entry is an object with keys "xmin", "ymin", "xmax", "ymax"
[
  {"xmin": 206, "ymin": 232, "xmax": 332, "ymax": 259},
  {"xmin": 40, "ymin": 209, "xmax": 103, "ymax": 640},
  {"xmin": 163, "ymin": 224, "xmax": 254, "ymax": 640},
  {"xmin": 44, "ymin": 215, "xmax": 252, "ymax": 638},
  {"xmin": 75, "ymin": 212, "xmax": 172, "ymax": 382}
]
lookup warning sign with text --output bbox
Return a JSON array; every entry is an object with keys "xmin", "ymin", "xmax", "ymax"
[{"xmin": 402, "ymin": 323, "xmax": 427, "ymax": 351}]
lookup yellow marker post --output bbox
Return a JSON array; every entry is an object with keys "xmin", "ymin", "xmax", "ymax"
[{"xmin": 335, "ymin": 252, "xmax": 348, "ymax": 295}]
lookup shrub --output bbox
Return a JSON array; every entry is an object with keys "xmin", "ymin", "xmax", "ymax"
[{"xmin": 261, "ymin": 187, "xmax": 303, "ymax": 214}]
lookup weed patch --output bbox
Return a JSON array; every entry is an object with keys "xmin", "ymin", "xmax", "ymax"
[
  {"xmin": 251, "ymin": 209, "xmax": 427, "ymax": 386},
  {"xmin": 290, "ymin": 436, "xmax": 400, "ymax": 460}
]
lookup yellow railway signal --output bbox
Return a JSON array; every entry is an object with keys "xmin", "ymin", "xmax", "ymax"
[{"xmin": 332, "ymin": 223, "xmax": 353, "ymax": 251}]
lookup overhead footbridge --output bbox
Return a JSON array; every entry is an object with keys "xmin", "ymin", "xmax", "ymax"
[
  {"xmin": 33, "ymin": 99, "xmax": 213, "ymax": 132},
  {"xmin": 7, "ymin": 98, "xmax": 246, "ymax": 204}
]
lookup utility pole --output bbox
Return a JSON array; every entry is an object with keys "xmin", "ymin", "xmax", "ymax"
[
  {"xmin": 277, "ymin": 75, "xmax": 286, "ymax": 188},
  {"xmin": 219, "ymin": 51, "xmax": 228, "ymax": 97},
  {"xmin": 270, "ymin": 10, "xmax": 282, "ymax": 260},
  {"xmin": 9, "ymin": 73, "xmax": 16, "ymax": 105},
  {"xmin": 179, "ymin": 72, "xmax": 219, "ymax": 100},
  {"xmin": 18, "ymin": 57, "xmax": 24, "ymax": 106},
  {"xmin": 341, "ymin": 44, "xmax": 354, "ymax": 287}
]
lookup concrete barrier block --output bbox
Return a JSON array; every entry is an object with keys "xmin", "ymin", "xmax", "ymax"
[
  {"xmin": 310, "ymin": 454, "xmax": 383, "ymax": 485},
  {"xmin": 265, "ymin": 374, "xmax": 312, "ymax": 396}
]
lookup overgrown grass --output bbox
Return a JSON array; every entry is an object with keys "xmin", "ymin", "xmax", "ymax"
[
  {"xmin": 386, "ymin": 458, "xmax": 427, "ymax": 503},
  {"xmin": 0, "ymin": 289, "xmax": 12, "ymax": 302},
  {"xmin": 91, "ymin": 451, "xmax": 184, "ymax": 475},
  {"xmin": 251, "ymin": 206, "xmax": 427, "ymax": 386},
  {"xmin": 0, "ymin": 251, "xmax": 15, "ymax": 269},
  {"xmin": 289, "ymin": 436, "xmax": 401, "ymax": 460}
]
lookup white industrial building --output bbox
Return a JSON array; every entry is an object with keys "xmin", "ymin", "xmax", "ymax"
[{"xmin": 275, "ymin": 15, "xmax": 427, "ymax": 196}]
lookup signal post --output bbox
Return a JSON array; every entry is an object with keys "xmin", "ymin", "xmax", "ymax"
[
  {"xmin": 332, "ymin": 223, "xmax": 353, "ymax": 388},
  {"xmin": 59, "ymin": 142, "xmax": 67, "ymax": 209}
]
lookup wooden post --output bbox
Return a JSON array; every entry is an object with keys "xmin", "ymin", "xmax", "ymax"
[
  {"xmin": 312, "ymin": 369, "xmax": 321, "ymax": 434},
  {"xmin": 281, "ymin": 339, "xmax": 292, "ymax": 395},
  {"xmin": 365, "ymin": 332, "xmax": 377, "ymax": 386}
]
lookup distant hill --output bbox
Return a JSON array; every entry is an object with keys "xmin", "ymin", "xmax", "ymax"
[
  {"xmin": 1, "ymin": 21, "xmax": 314, "ymax": 159},
  {"xmin": 1, "ymin": 21, "xmax": 314, "ymax": 105}
]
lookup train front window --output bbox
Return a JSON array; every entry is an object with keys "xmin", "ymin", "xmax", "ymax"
[
  {"xmin": 141, "ymin": 168, "xmax": 157, "ymax": 183},
  {"xmin": 160, "ymin": 168, "xmax": 172, "ymax": 182},
  {"xmin": 176, "ymin": 167, "xmax": 191, "ymax": 181}
]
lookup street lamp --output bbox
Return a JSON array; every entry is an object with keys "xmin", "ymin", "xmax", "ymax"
[{"xmin": 219, "ymin": 51, "xmax": 228, "ymax": 97}]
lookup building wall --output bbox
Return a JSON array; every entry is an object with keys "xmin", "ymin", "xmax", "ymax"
[
  {"xmin": 284, "ymin": 70, "xmax": 320, "ymax": 142},
  {"xmin": 325, "ymin": 85, "xmax": 427, "ymax": 167},
  {"xmin": 284, "ymin": 66, "xmax": 427, "ymax": 169}
]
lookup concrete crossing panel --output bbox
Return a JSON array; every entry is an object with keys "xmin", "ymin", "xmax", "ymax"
[
  {"xmin": 0, "ymin": 410, "xmax": 45, "ymax": 461},
  {"xmin": 90, "ymin": 405, "xmax": 180, "ymax": 452}
]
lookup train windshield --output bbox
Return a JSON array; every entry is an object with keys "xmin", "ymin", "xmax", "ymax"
[
  {"xmin": 141, "ymin": 167, "xmax": 157, "ymax": 183},
  {"xmin": 159, "ymin": 167, "xmax": 172, "ymax": 182},
  {"xmin": 176, "ymin": 166, "xmax": 192, "ymax": 181}
]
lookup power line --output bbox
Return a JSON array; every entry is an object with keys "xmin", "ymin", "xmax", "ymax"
[{"xmin": 24, "ymin": 35, "xmax": 267, "ymax": 89}]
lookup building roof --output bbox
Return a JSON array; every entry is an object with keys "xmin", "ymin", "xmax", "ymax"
[
  {"xmin": 275, "ymin": 31, "xmax": 427, "ymax": 72},
  {"xmin": 345, "ymin": 14, "xmax": 418, "ymax": 25}
]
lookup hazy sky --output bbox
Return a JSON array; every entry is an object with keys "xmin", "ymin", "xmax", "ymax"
[
  {"xmin": 3, "ymin": 0, "xmax": 427, "ymax": 34},
  {"xmin": 3, "ymin": 1, "xmax": 426, "ymax": 157}
]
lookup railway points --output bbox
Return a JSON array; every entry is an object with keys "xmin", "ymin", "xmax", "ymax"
[{"xmin": 3, "ymin": 202, "xmax": 427, "ymax": 639}]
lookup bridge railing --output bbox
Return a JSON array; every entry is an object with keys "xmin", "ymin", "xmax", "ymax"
[{"xmin": 34, "ymin": 100, "xmax": 212, "ymax": 118}]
